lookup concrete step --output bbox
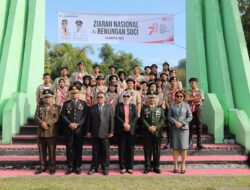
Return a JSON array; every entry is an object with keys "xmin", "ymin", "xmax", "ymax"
[
  {"xmin": 0, "ymin": 144, "xmax": 245, "ymax": 156},
  {"xmin": 0, "ymin": 155, "xmax": 247, "ymax": 169},
  {"xmin": 11, "ymin": 134, "xmax": 214, "ymax": 145}
]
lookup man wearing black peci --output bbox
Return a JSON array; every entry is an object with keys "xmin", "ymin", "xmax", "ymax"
[
  {"xmin": 86, "ymin": 91, "xmax": 114, "ymax": 175},
  {"xmin": 60, "ymin": 85, "xmax": 87, "ymax": 175}
]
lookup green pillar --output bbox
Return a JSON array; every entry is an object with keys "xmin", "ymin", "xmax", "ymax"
[
  {"xmin": 0, "ymin": 0, "xmax": 10, "ymax": 60},
  {"xmin": 203, "ymin": 0, "xmax": 235, "ymax": 125},
  {"xmin": 220, "ymin": 0, "xmax": 250, "ymax": 118},
  {"xmin": 20, "ymin": 0, "xmax": 45, "ymax": 115},
  {"xmin": 186, "ymin": 0, "xmax": 208, "ymax": 93},
  {"xmin": 0, "ymin": 0, "xmax": 28, "ymax": 124}
]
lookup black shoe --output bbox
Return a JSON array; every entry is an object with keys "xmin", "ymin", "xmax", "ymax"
[
  {"xmin": 103, "ymin": 169, "xmax": 109, "ymax": 175},
  {"xmin": 144, "ymin": 169, "xmax": 150, "ymax": 174},
  {"xmin": 49, "ymin": 169, "xmax": 56, "ymax": 175},
  {"xmin": 88, "ymin": 168, "xmax": 97, "ymax": 175},
  {"xmin": 173, "ymin": 169, "xmax": 179, "ymax": 173},
  {"xmin": 75, "ymin": 167, "xmax": 81, "ymax": 175},
  {"xmin": 35, "ymin": 168, "xmax": 45, "ymax": 175},
  {"xmin": 197, "ymin": 143, "xmax": 204, "ymax": 149},
  {"xmin": 153, "ymin": 168, "xmax": 161, "ymax": 174},
  {"xmin": 65, "ymin": 167, "xmax": 73, "ymax": 175}
]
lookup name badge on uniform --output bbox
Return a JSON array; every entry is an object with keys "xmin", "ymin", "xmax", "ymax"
[
  {"xmin": 78, "ymin": 104, "xmax": 84, "ymax": 110},
  {"xmin": 155, "ymin": 110, "xmax": 161, "ymax": 117}
]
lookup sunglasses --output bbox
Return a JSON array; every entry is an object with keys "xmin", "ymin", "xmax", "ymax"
[
  {"xmin": 97, "ymin": 96, "xmax": 104, "ymax": 99},
  {"xmin": 123, "ymin": 95, "xmax": 131, "ymax": 98},
  {"xmin": 176, "ymin": 95, "xmax": 184, "ymax": 98}
]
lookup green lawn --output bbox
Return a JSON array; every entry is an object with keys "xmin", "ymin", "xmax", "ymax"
[{"xmin": 0, "ymin": 176, "xmax": 249, "ymax": 190}]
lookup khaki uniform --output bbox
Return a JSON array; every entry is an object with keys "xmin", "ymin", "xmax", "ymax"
[
  {"xmin": 117, "ymin": 80, "xmax": 127, "ymax": 95},
  {"xmin": 36, "ymin": 84, "xmax": 54, "ymax": 105},
  {"xmin": 54, "ymin": 77, "xmax": 70, "ymax": 88},
  {"xmin": 70, "ymin": 71, "xmax": 88, "ymax": 84},
  {"xmin": 53, "ymin": 86, "xmax": 69, "ymax": 107},
  {"xmin": 91, "ymin": 85, "xmax": 107, "ymax": 105},
  {"xmin": 128, "ymin": 74, "xmax": 145, "ymax": 89},
  {"xmin": 81, "ymin": 86, "xmax": 92, "ymax": 106},
  {"xmin": 186, "ymin": 88, "xmax": 204, "ymax": 146},
  {"xmin": 104, "ymin": 73, "xmax": 118, "ymax": 86},
  {"xmin": 34, "ymin": 104, "xmax": 60, "ymax": 170},
  {"xmin": 105, "ymin": 92, "xmax": 119, "ymax": 113}
]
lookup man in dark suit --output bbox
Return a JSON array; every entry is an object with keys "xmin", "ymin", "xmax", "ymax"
[
  {"xmin": 86, "ymin": 91, "xmax": 114, "ymax": 175},
  {"xmin": 60, "ymin": 85, "xmax": 87, "ymax": 175},
  {"xmin": 115, "ymin": 91, "xmax": 138, "ymax": 174}
]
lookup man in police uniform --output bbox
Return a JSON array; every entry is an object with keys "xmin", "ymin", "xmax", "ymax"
[
  {"xmin": 141, "ymin": 92, "xmax": 165, "ymax": 174},
  {"xmin": 35, "ymin": 89, "xmax": 60, "ymax": 175},
  {"xmin": 61, "ymin": 85, "xmax": 87, "ymax": 175}
]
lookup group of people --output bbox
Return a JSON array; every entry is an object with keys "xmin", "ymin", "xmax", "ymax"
[{"xmin": 34, "ymin": 61, "xmax": 204, "ymax": 175}]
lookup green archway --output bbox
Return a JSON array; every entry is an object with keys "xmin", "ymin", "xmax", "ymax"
[{"xmin": 0, "ymin": 0, "xmax": 249, "ymax": 150}]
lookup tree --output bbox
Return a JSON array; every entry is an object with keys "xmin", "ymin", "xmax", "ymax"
[
  {"xmin": 238, "ymin": 0, "xmax": 250, "ymax": 56},
  {"xmin": 46, "ymin": 43, "xmax": 94, "ymax": 79},
  {"xmin": 99, "ymin": 44, "xmax": 142, "ymax": 75}
]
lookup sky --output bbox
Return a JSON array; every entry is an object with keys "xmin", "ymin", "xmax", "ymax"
[{"xmin": 46, "ymin": 0, "xmax": 186, "ymax": 70}]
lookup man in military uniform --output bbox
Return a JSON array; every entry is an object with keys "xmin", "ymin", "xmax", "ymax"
[
  {"xmin": 141, "ymin": 92, "xmax": 165, "ymax": 174},
  {"xmin": 34, "ymin": 89, "xmax": 60, "ymax": 175},
  {"xmin": 61, "ymin": 85, "xmax": 87, "ymax": 175},
  {"xmin": 186, "ymin": 77, "xmax": 204, "ymax": 149}
]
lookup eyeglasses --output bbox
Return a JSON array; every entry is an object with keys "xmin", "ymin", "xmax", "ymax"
[
  {"xmin": 176, "ymin": 95, "xmax": 184, "ymax": 98},
  {"xmin": 123, "ymin": 95, "xmax": 131, "ymax": 98},
  {"xmin": 97, "ymin": 96, "xmax": 104, "ymax": 99}
]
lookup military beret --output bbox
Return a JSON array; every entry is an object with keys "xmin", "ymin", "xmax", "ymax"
[
  {"xmin": 151, "ymin": 64, "xmax": 158, "ymax": 69},
  {"xmin": 77, "ymin": 61, "xmax": 85, "ymax": 66},
  {"xmin": 144, "ymin": 66, "xmax": 151, "ymax": 70},
  {"xmin": 42, "ymin": 89, "xmax": 54, "ymax": 98}
]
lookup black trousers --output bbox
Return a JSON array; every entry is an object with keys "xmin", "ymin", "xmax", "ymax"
[
  {"xmin": 91, "ymin": 138, "xmax": 110, "ymax": 170},
  {"xmin": 189, "ymin": 106, "xmax": 202, "ymax": 145},
  {"xmin": 117, "ymin": 132, "xmax": 135, "ymax": 170},
  {"xmin": 65, "ymin": 132, "xmax": 83, "ymax": 169},
  {"xmin": 143, "ymin": 135, "xmax": 161, "ymax": 170},
  {"xmin": 37, "ymin": 137, "xmax": 56, "ymax": 170}
]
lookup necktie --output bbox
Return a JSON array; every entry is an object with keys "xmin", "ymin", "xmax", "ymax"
[{"xmin": 98, "ymin": 104, "xmax": 102, "ymax": 112}]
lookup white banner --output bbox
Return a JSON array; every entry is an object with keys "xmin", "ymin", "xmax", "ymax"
[{"xmin": 58, "ymin": 12, "xmax": 174, "ymax": 44}]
